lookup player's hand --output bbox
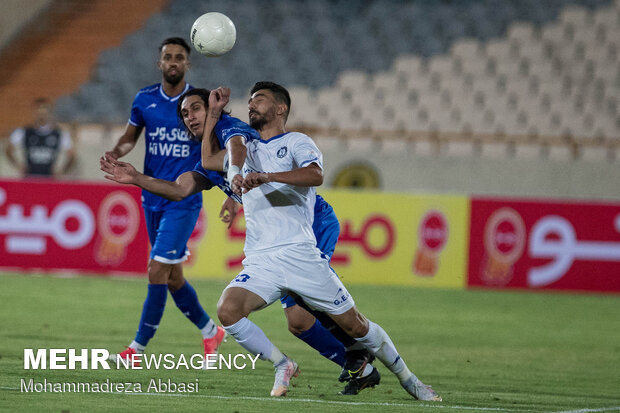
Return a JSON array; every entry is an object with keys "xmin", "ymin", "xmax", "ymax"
[
  {"xmin": 100, "ymin": 155, "xmax": 138, "ymax": 184},
  {"xmin": 231, "ymin": 174, "xmax": 244, "ymax": 196},
  {"xmin": 241, "ymin": 172, "xmax": 270, "ymax": 192},
  {"xmin": 208, "ymin": 87, "xmax": 231, "ymax": 117},
  {"xmin": 104, "ymin": 150, "xmax": 119, "ymax": 160},
  {"xmin": 219, "ymin": 196, "xmax": 240, "ymax": 229}
]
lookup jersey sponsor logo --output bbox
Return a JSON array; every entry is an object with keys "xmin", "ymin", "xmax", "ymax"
[
  {"xmin": 148, "ymin": 127, "xmax": 190, "ymax": 142},
  {"xmin": 148, "ymin": 142, "xmax": 191, "ymax": 158},
  {"xmin": 276, "ymin": 146, "xmax": 287, "ymax": 158},
  {"xmin": 147, "ymin": 127, "xmax": 192, "ymax": 158}
]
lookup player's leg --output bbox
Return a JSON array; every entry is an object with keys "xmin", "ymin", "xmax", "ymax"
[
  {"xmin": 168, "ymin": 264, "xmax": 225, "ymax": 355},
  {"xmin": 109, "ymin": 210, "xmax": 171, "ymax": 365},
  {"xmin": 290, "ymin": 295, "xmax": 377, "ymax": 393},
  {"xmin": 311, "ymin": 196, "xmax": 378, "ymax": 388},
  {"xmin": 160, "ymin": 207, "xmax": 225, "ymax": 355},
  {"xmin": 281, "ymin": 296, "xmax": 346, "ymax": 366},
  {"xmin": 217, "ymin": 262, "xmax": 298, "ymax": 397},
  {"xmin": 289, "ymin": 245, "xmax": 440, "ymax": 401},
  {"xmin": 329, "ymin": 307, "xmax": 441, "ymax": 401}
]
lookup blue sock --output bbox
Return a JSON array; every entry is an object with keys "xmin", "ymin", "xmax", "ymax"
[
  {"xmin": 135, "ymin": 284, "xmax": 168, "ymax": 346},
  {"xmin": 296, "ymin": 319, "xmax": 346, "ymax": 367},
  {"xmin": 171, "ymin": 281, "xmax": 210, "ymax": 329}
]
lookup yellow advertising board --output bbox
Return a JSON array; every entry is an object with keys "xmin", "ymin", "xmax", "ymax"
[{"xmin": 185, "ymin": 190, "xmax": 469, "ymax": 289}]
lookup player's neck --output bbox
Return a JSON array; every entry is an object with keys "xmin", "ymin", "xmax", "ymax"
[
  {"xmin": 259, "ymin": 124, "xmax": 286, "ymax": 141},
  {"xmin": 161, "ymin": 80, "xmax": 187, "ymax": 98},
  {"xmin": 34, "ymin": 120, "xmax": 54, "ymax": 129}
]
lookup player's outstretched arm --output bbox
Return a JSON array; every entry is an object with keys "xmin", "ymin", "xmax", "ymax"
[
  {"xmin": 242, "ymin": 163, "xmax": 323, "ymax": 191},
  {"xmin": 100, "ymin": 155, "xmax": 208, "ymax": 201}
]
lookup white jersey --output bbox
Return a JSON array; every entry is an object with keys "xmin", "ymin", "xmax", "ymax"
[{"xmin": 241, "ymin": 132, "xmax": 322, "ymax": 254}]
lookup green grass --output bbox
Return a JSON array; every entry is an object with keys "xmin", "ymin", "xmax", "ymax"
[{"xmin": 0, "ymin": 273, "xmax": 619, "ymax": 413}]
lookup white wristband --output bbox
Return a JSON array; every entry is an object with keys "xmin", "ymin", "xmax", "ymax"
[{"xmin": 227, "ymin": 165, "xmax": 241, "ymax": 183}]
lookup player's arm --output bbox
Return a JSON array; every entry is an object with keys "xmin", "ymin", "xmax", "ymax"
[
  {"xmin": 100, "ymin": 155, "xmax": 209, "ymax": 201},
  {"xmin": 57, "ymin": 130, "xmax": 76, "ymax": 175},
  {"xmin": 225, "ymin": 135, "xmax": 247, "ymax": 195},
  {"xmin": 58, "ymin": 147, "xmax": 76, "ymax": 176},
  {"xmin": 105, "ymin": 123, "xmax": 143, "ymax": 159},
  {"xmin": 201, "ymin": 87, "xmax": 230, "ymax": 171},
  {"xmin": 220, "ymin": 196, "xmax": 240, "ymax": 229},
  {"xmin": 242, "ymin": 163, "xmax": 323, "ymax": 191},
  {"xmin": 5, "ymin": 128, "xmax": 26, "ymax": 174},
  {"xmin": 5, "ymin": 141, "xmax": 24, "ymax": 173}
]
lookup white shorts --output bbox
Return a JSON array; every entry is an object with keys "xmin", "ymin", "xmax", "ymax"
[{"xmin": 224, "ymin": 243, "xmax": 355, "ymax": 315}]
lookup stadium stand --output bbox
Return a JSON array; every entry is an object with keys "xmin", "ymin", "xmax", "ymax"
[{"xmin": 1, "ymin": 0, "xmax": 619, "ymax": 198}]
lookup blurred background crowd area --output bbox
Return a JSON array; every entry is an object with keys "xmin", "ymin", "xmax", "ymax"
[{"xmin": 0, "ymin": 0, "xmax": 619, "ymax": 199}]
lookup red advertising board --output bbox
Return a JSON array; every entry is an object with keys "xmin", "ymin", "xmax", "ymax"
[
  {"xmin": 0, "ymin": 178, "xmax": 148, "ymax": 274},
  {"xmin": 469, "ymin": 197, "xmax": 620, "ymax": 293}
]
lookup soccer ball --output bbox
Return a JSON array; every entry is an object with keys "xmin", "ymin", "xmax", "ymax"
[{"xmin": 190, "ymin": 12, "xmax": 236, "ymax": 57}]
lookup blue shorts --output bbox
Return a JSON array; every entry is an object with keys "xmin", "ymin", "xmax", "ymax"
[
  {"xmin": 281, "ymin": 194, "xmax": 340, "ymax": 308},
  {"xmin": 144, "ymin": 207, "xmax": 201, "ymax": 264}
]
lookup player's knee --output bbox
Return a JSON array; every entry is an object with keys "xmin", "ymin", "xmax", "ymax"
[
  {"xmin": 216, "ymin": 298, "xmax": 242, "ymax": 326},
  {"xmin": 285, "ymin": 310, "xmax": 315, "ymax": 336},
  {"xmin": 336, "ymin": 311, "xmax": 369, "ymax": 338},
  {"xmin": 287, "ymin": 322, "xmax": 306, "ymax": 336},
  {"xmin": 167, "ymin": 277, "xmax": 184, "ymax": 292},
  {"xmin": 147, "ymin": 260, "xmax": 172, "ymax": 284},
  {"xmin": 347, "ymin": 321, "xmax": 369, "ymax": 338}
]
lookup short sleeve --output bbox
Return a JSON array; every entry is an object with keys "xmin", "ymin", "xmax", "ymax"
[
  {"xmin": 128, "ymin": 94, "xmax": 144, "ymax": 127},
  {"xmin": 292, "ymin": 134, "xmax": 323, "ymax": 170},
  {"xmin": 9, "ymin": 128, "xmax": 25, "ymax": 146},
  {"xmin": 216, "ymin": 115, "xmax": 257, "ymax": 148},
  {"xmin": 59, "ymin": 130, "xmax": 73, "ymax": 150}
]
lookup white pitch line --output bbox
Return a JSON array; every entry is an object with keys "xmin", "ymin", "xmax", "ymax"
[
  {"xmin": 0, "ymin": 386, "xmax": 537, "ymax": 412},
  {"xmin": 553, "ymin": 408, "xmax": 620, "ymax": 413}
]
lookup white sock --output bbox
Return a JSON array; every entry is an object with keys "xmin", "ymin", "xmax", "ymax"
[
  {"xmin": 128, "ymin": 341, "xmax": 145, "ymax": 353},
  {"xmin": 224, "ymin": 317, "xmax": 285, "ymax": 364},
  {"xmin": 355, "ymin": 320, "xmax": 415, "ymax": 383},
  {"xmin": 201, "ymin": 319, "xmax": 217, "ymax": 339}
]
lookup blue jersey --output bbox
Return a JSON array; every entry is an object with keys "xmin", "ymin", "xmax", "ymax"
[
  {"xmin": 191, "ymin": 161, "xmax": 242, "ymax": 204},
  {"xmin": 129, "ymin": 83, "xmax": 202, "ymax": 211},
  {"xmin": 214, "ymin": 113, "xmax": 261, "ymax": 148}
]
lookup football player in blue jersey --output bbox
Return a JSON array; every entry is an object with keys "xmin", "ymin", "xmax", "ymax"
[
  {"xmin": 100, "ymin": 88, "xmax": 380, "ymax": 395},
  {"xmin": 104, "ymin": 38, "xmax": 225, "ymax": 366}
]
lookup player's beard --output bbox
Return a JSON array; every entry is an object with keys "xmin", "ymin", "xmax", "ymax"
[
  {"xmin": 249, "ymin": 108, "xmax": 273, "ymax": 131},
  {"xmin": 163, "ymin": 70, "xmax": 184, "ymax": 87}
]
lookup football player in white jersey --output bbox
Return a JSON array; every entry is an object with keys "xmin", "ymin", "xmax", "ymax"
[{"xmin": 197, "ymin": 81, "xmax": 441, "ymax": 401}]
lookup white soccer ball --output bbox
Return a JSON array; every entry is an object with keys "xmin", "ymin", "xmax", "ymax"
[{"xmin": 190, "ymin": 12, "xmax": 236, "ymax": 57}]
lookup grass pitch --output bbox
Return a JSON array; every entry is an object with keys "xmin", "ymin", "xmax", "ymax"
[{"xmin": 0, "ymin": 272, "xmax": 619, "ymax": 413}]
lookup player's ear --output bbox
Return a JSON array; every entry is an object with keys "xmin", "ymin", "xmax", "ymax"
[{"xmin": 276, "ymin": 103, "xmax": 287, "ymax": 116}]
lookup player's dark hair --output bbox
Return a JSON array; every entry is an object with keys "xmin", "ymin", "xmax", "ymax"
[
  {"xmin": 250, "ymin": 81, "xmax": 291, "ymax": 120},
  {"xmin": 176, "ymin": 88, "xmax": 210, "ymax": 140},
  {"xmin": 159, "ymin": 37, "xmax": 191, "ymax": 55},
  {"xmin": 33, "ymin": 97, "xmax": 52, "ymax": 107}
]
